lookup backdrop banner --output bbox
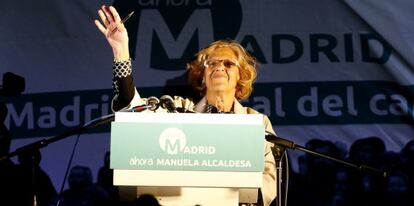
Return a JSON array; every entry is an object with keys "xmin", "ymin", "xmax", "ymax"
[{"xmin": 1, "ymin": 0, "xmax": 413, "ymax": 189}]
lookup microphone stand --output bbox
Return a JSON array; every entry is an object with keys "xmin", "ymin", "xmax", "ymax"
[
  {"xmin": 0, "ymin": 116, "xmax": 111, "ymax": 162},
  {"xmin": 0, "ymin": 104, "xmax": 154, "ymax": 206},
  {"xmin": 0, "ymin": 104, "xmax": 154, "ymax": 162},
  {"xmin": 265, "ymin": 134, "xmax": 387, "ymax": 206},
  {"xmin": 270, "ymin": 141, "xmax": 286, "ymax": 206}
]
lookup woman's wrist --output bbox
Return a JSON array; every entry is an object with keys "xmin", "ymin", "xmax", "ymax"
[
  {"xmin": 112, "ymin": 44, "xmax": 130, "ymax": 61},
  {"xmin": 113, "ymin": 51, "xmax": 130, "ymax": 61}
]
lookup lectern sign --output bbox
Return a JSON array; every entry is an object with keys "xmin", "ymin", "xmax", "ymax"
[{"xmin": 110, "ymin": 113, "xmax": 265, "ymax": 172}]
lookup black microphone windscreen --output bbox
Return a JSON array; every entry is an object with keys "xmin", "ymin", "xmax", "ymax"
[
  {"xmin": 160, "ymin": 95, "xmax": 177, "ymax": 113},
  {"xmin": 146, "ymin": 96, "xmax": 160, "ymax": 111}
]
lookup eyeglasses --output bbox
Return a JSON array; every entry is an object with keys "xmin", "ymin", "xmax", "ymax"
[{"xmin": 203, "ymin": 59, "xmax": 239, "ymax": 69}]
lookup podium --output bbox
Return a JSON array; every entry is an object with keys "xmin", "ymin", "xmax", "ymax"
[{"xmin": 110, "ymin": 112, "xmax": 265, "ymax": 206}]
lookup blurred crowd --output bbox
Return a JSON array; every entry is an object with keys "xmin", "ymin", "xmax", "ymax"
[{"xmin": 289, "ymin": 137, "xmax": 414, "ymax": 206}]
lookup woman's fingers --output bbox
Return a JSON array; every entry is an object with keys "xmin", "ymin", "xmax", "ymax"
[
  {"xmin": 102, "ymin": 5, "xmax": 115, "ymax": 23},
  {"xmin": 94, "ymin": 19, "xmax": 107, "ymax": 35},
  {"xmin": 95, "ymin": 5, "xmax": 126, "ymax": 37},
  {"xmin": 109, "ymin": 6, "xmax": 122, "ymax": 23},
  {"xmin": 98, "ymin": 9, "xmax": 109, "ymax": 27}
]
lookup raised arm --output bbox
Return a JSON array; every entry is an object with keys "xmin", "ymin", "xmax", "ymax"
[{"xmin": 95, "ymin": 5, "xmax": 139, "ymax": 111}]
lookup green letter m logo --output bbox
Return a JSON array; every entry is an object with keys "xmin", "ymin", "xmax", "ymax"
[{"xmin": 165, "ymin": 138, "xmax": 181, "ymax": 155}]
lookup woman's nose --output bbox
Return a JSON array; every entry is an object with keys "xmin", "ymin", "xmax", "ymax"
[{"xmin": 215, "ymin": 66, "xmax": 225, "ymax": 71}]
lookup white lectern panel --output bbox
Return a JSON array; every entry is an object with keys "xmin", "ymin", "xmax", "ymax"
[{"xmin": 114, "ymin": 170, "xmax": 262, "ymax": 188}]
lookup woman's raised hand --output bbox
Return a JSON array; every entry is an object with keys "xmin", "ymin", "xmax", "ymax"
[{"xmin": 95, "ymin": 5, "xmax": 130, "ymax": 61}]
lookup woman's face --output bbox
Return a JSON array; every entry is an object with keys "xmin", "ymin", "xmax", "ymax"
[{"xmin": 203, "ymin": 47, "xmax": 240, "ymax": 95}]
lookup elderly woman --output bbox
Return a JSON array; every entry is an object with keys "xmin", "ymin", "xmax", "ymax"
[{"xmin": 95, "ymin": 5, "xmax": 277, "ymax": 206}]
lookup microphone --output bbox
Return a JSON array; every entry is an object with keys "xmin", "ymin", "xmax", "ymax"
[
  {"xmin": 265, "ymin": 133, "xmax": 296, "ymax": 149},
  {"xmin": 160, "ymin": 95, "xmax": 178, "ymax": 113},
  {"xmin": 146, "ymin": 96, "xmax": 160, "ymax": 111},
  {"xmin": 127, "ymin": 104, "xmax": 154, "ymax": 112},
  {"xmin": 83, "ymin": 100, "xmax": 159, "ymax": 127}
]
